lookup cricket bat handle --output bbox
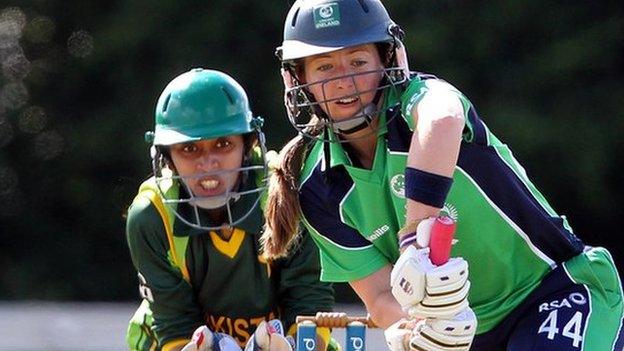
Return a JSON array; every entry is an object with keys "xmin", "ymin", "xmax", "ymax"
[{"xmin": 429, "ymin": 216, "xmax": 456, "ymax": 265}]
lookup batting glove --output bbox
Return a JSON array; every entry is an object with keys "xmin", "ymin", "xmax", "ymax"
[
  {"xmin": 391, "ymin": 245, "xmax": 470, "ymax": 319},
  {"xmin": 385, "ymin": 318, "xmax": 417, "ymax": 351},
  {"xmin": 409, "ymin": 308, "xmax": 477, "ymax": 351},
  {"xmin": 384, "ymin": 308, "xmax": 477, "ymax": 351}
]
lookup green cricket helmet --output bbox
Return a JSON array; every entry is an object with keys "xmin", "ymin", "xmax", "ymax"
[
  {"xmin": 145, "ymin": 68, "xmax": 268, "ymax": 231},
  {"xmin": 276, "ymin": 0, "xmax": 409, "ymax": 141},
  {"xmin": 150, "ymin": 67, "xmax": 261, "ymax": 145}
]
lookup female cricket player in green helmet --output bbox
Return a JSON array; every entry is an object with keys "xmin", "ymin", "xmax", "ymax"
[
  {"xmin": 125, "ymin": 68, "xmax": 336, "ymax": 351},
  {"xmin": 261, "ymin": 0, "xmax": 624, "ymax": 350}
]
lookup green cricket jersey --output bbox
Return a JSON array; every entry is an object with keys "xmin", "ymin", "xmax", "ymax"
[
  {"xmin": 126, "ymin": 161, "xmax": 334, "ymax": 349},
  {"xmin": 298, "ymin": 73, "xmax": 587, "ymax": 333}
]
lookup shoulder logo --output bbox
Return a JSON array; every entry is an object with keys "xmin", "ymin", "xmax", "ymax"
[
  {"xmin": 137, "ymin": 272, "xmax": 154, "ymax": 303},
  {"xmin": 390, "ymin": 174, "xmax": 405, "ymax": 198},
  {"xmin": 441, "ymin": 203, "xmax": 459, "ymax": 221},
  {"xmin": 405, "ymin": 87, "xmax": 429, "ymax": 116},
  {"xmin": 313, "ymin": 3, "xmax": 341, "ymax": 29}
]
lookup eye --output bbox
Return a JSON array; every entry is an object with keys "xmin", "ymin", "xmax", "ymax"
[
  {"xmin": 215, "ymin": 138, "xmax": 234, "ymax": 149},
  {"xmin": 352, "ymin": 59, "xmax": 367, "ymax": 68},
  {"xmin": 181, "ymin": 144, "xmax": 198, "ymax": 153},
  {"xmin": 317, "ymin": 63, "xmax": 332, "ymax": 72}
]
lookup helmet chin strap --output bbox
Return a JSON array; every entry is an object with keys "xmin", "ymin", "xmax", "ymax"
[
  {"xmin": 191, "ymin": 196, "xmax": 231, "ymax": 210},
  {"xmin": 330, "ymin": 84, "xmax": 385, "ymax": 135},
  {"xmin": 331, "ymin": 103, "xmax": 377, "ymax": 134}
]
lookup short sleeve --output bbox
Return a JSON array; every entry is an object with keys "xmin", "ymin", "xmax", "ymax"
[{"xmin": 399, "ymin": 75, "xmax": 489, "ymax": 145}]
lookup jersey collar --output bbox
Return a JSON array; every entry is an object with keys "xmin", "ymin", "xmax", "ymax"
[{"xmin": 324, "ymin": 92, "xmax": 394, "ymax": 171}]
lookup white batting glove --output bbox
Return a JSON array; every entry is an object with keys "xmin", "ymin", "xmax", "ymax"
[
  {"xmin": 409, "ymin": 308, "xmax": 477, "ymax": 351},
  {"xmin": 244, "ymin": 319, "xmax": 294, "ymax": 351},
  {"xmin": 181, "ymin": 325, "xmax": 242, "ymax": 351},
  {"xmin": 384, "ymin": 318, "xmax": 418, "ymax": 351},
  {"xmin": 391, "ymin": 245, "xmax": 470, "ymax": 319},
  {"xmin": 384, "ymin": 308, "xmax": 477, "ymax": 351}
]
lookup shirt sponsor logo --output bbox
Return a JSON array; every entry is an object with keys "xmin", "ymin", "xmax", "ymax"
[
  {"xmin": 313, "ymin": 3, "xmax": 341, "ymax": 28},
  {"xmin": 390, "ymin": 174, "xmax": 405, "ymax": 198},
  {"xmin": 368, "ymin": 224, "xmax": 389, "ymax": 241},
  {"xmin": 538, "ymin": 292, "xmax": 587, "ymax": 313}
]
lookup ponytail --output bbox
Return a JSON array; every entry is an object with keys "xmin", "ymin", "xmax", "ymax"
[{"xmin": 261, "ymin": 119, "xmax": 323, "ymax": 258}]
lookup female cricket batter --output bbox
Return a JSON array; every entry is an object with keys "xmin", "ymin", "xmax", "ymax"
[
  {"xmin": 125, "ymin": 68, "xmax": 335, "ymax": 351},
  {"xmin": 261, "ymin": 1, "xmax": 624, "ymax": 350}
]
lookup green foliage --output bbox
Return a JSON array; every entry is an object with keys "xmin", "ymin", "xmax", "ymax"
[{"xmin": 0, "ymin": 0, "xmax": 622, "ymax": 300}]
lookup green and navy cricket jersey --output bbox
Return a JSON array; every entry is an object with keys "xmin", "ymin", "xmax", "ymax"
[
  {"xmin": 126, "ymin": 166, "xmax": 334, "ymax": 349},
  {"xmin": 298, "ymin": 73, "xmax": 586, "ymax": 333}
]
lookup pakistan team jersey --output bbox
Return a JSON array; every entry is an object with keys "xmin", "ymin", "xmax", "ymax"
[
  {"xmin": 126, "ymin": 168, "xmax": 333, "ymax": 348},
  {"xmin": 298, "ymin": 73, "xmax": 585, "ymax": 333}
]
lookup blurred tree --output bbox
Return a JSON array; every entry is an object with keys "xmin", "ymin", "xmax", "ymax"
[{"xmin": 0, "ymin": 0, "xmax": 622, "ymax": 301}]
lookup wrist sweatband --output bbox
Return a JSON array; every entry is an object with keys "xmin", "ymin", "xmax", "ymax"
[
  {"xmin": 399, "ymin": 231, "xmax": 419, "ymax": 250},
  {"xmin": 404, "ymin": 167, "xmax": 453, "ymax": 208}
]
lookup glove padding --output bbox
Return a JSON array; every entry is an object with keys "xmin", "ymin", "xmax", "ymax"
[
  {"xmin": 181, "ymin": 325, "xmax": 241, "ymax": 351},
  {"xmin": 244, "ymin": 319, "xmax": 295, "ymax": 351},
  {"xmin": 391, "ymin": 245, "xmax": 470, "ymax": 319},
  {"xmin": 409, "ymin": 308, "xmax": 477, "ymax": 351},
  {"xmin": 385, "ymin": 318, "xmax": 418, "ymax": 351},
  {"xmin": 384, "ymin": 308, "xmax": 477, "ymax": 351}
]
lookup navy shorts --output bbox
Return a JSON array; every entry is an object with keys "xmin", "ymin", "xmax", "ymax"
[{"xmin": 471, "ymin": 259, "xmax": 624, "ymax": 350}]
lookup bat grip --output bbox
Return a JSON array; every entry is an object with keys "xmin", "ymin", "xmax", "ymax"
[{"xmin": 428, "ymin": 216, "xmax": 455, "ymax": 265}]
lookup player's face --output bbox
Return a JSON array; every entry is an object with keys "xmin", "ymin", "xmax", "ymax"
[
  {"xmin": 169, "ymin": 135, "xmax": 244, "ymax": 198},
  {"xmin": 302, "ymin": 44, "xmax": 384, "ymax": 121}
]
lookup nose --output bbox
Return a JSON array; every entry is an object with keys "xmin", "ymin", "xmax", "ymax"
[
  {"xmin": 197, "ymin": 153, "xmax": 220, "ymax": 172},
  {"xmin": 334, "ymin": 62, "xmax": 355, "ymax": 89}
]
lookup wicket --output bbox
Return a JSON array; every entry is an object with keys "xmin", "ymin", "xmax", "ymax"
[{"xmin": 296, "ymin": 312, "xmax": 376, "ymax": 351}]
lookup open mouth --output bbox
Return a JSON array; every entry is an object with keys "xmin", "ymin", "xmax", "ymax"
[
  {"xmin": 335, "ymin": 96, "xmax": 359, "ymax": 105},
  {"xmin": 200, "ymin": 179, "xmax": 219, "ymax": 190},
  {"xmin": 196, "ymin": 178, "xmax": 223, "ymax": 196}
]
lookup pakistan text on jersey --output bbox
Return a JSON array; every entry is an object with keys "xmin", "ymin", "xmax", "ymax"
[{"xmin": 205, "ymin": 311, "xmax": 278, "ymax": 347}]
